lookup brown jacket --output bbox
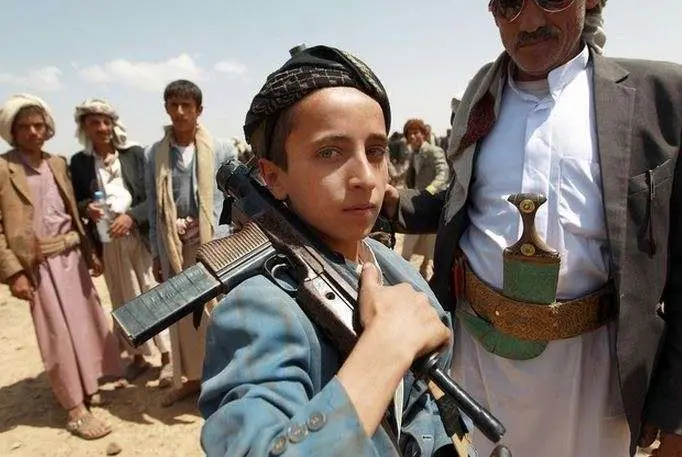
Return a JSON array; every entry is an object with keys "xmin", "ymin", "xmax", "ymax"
[{"xmin": 0, "ymin": 149, "xmax": 95, "ymax": 285}]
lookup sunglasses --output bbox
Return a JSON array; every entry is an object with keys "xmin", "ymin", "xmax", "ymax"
[{"xmin": 488, "ymin": 0, "xmax": 576, "ymax": 22}]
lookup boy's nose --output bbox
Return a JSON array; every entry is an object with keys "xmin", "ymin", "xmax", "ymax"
[{"xmin": 348, "ymin": 155, "xmax": 377, "ymax": 189}]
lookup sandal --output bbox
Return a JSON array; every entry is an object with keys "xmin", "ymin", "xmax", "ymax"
[{"xmin": 66, "ymin": 413, "xmax": 111, "ymax": 440}]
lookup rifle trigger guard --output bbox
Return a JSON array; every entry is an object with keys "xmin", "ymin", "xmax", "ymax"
[{"xmin": 263, "ymin": 254, "xmax": 300, "ymax": 297}]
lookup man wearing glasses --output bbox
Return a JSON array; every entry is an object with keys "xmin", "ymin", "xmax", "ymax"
[{"xmin": 384, "ymin": 1, "xmax": 682, "ymax": 455}]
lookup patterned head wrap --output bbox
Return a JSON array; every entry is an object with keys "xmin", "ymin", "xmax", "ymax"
[
  {"xmin": 0, "ymin": 93, "xmax": 56, "ymax": 146},
  {"xmin": 244, "ymin": 45, "xmax": 391, "ymax": 158},
  {"xmin": 583, "ymin": 0, "xmax": 607, "ymax": 54},
  {"xmin": 74, "ymin": 98, "xmax": 135, "ymax": 152}
]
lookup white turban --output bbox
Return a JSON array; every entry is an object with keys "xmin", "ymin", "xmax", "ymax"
[
  {"xmin": 583, "ymin": 0, "xmax": 607, "ymax": 54},
  {"xmin": 0, "ymin": 93, "xmax": 56, "ymax": 146},
  {"xmin": 74, "ymin": 98, "xmax": 136, "ymax": 152}
]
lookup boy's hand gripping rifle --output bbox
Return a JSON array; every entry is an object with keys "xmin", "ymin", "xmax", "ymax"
[{"xmin": 111, "ymin": 159, "xmax": 506, "ymax": 445}]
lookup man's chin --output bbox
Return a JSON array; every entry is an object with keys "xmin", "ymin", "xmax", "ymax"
[
  {"xmin": 27, "ymin": 140, "xmax": 45, "ymax": 149},
  {"xmin": 173, "ymin": 121, "xmax": 195, "ymax": 129}
]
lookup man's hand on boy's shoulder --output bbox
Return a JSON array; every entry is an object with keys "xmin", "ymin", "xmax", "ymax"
[{"xmin": 381, "ymin": 184, "xmax": 400, "ymax": 221}]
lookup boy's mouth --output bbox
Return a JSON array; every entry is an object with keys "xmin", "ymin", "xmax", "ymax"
[{"xmin": 344, "ymin": 203, "xmax": 376, "ymax": 211}]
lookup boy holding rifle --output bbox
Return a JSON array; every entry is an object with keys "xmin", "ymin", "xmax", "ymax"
[{"xmin": 198, "ymin": 45, "xmax": 464, "ymax": 456}]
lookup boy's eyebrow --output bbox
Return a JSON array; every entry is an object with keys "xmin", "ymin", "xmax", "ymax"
[
  {"xmin": 311, "ymin": 132, "xmax": 388, "ymax": 144},
  {"xmin": 366, "ymin": 133, "xmax": 389, "ymax": 143}
]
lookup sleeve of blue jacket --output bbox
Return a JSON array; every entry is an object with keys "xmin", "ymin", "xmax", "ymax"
[{"xmin": 199, "ymin": 275, "xmax": 386, "ymax": 457}]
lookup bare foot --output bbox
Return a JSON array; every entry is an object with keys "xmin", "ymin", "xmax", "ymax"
[{"xmin": 161, "ymin": 380, "xmax": 200, "ymax": 407}]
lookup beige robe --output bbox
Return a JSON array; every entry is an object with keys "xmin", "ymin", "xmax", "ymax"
[{"xmin": 150, "ymin": 125, "xmax": 216, "ymax": 384}]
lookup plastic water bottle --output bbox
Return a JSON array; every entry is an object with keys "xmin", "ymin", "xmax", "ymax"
[{"xmin": 93, "ymin": 191, "xmax": 111, "ymax": 243}]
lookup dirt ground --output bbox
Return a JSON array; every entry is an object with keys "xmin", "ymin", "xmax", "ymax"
[
  {"xmin": 0, "ymin": 235, "xmax": 654, "ymax": 456},
  {"xmin": 0, "ymin": 275, "xmax": 204, "ymax": 457}
]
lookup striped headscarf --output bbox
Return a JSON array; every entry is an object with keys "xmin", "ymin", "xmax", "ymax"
[
  {"xmin": 74, "ymin": 98, "xmax": 136, "ymax": 152},
  {"xmin": 244, "ymin": 45, "xmax": 391, "ymax": 159}
]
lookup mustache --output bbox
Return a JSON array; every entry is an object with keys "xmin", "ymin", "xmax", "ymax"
[{"xmin": 516, "ymin": 26, "xmax": 559, "ymax": 46}]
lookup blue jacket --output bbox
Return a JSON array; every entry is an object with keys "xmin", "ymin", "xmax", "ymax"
[{"xmin": 199, "ymin": 238, "xmax": 454, "ymax": 456}]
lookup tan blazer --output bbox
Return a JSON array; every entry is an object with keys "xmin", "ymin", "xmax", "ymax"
[{"xmin": 0, "ymin": 149, "xmax": 95, "ymax": 285}]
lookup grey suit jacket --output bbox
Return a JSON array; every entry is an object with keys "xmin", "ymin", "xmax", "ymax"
[
  {"xmin": 396, "ymin": 52, "xmax": 682, "ymax": 452},
  {"xmin": 405, "ymin": 142, "xmax": 450, "ymax": 193}
]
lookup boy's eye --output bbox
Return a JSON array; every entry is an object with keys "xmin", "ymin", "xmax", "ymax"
[
  {"xmin": 367, "ymin": 146, "xmax": 388, "ymax": 161},
  {"xmin": 317, "ymin": 148, "xmax": 341, "ymax": 159}
]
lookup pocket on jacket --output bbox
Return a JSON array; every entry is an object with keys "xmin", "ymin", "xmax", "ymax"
[
  {"xmin": 627, "ymin": 159, "xmax": 674, "ymax": 228},
  {"xmin": 627, "ymin": 159, "xmax": 675, "ymax": 256},
  {"xmin": 628, "ymin": 159, "xmax": 674, "ymax": 196}
]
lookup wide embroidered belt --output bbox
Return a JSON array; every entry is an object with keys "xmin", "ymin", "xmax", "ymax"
[
  {"xmin": 39, "ymin": 231, "xmax": 80, "ymax": 258},
  {"xmin": 461, "ymin": 263, "xmax": 617, "ymax": 342},
  {"xmin": 452, "ymin": 193, "xmax": 619, "ymax": 360}
]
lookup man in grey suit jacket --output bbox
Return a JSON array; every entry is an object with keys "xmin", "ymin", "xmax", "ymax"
[
  {"xmin": 385, "ymin": 1, "xmax": 682, "ymax": 455},
  {"xmin": 402, "ymin": 118, "xmax": 450, "ymax": 278}
]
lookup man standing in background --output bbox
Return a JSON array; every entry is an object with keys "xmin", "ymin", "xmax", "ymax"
[
  {"xmin": 70, "ymin": 98, "xmax": 173, "ymax": 387},
  {"xmin": 145, "ymin": 80, "xmax": 235, "ymax": 407},
  {"xmin": 400, "ymin": 118, "xmax": 449, "ymax": 279},
  {"xmin": 0, "ymin": 94, "xmax": 122, "ymax": 440}
]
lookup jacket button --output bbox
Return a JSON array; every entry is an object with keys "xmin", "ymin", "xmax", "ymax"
[
  {"xmin": 306, "ymin": 412, "xmax": 326, "ymax": 432},
  {"xmin": 269, "ymin": 435, "xmax": 287, "ymax": 456},
  {"xmin": 286, "ymin": 423, "xmax": 308, "ymax": 443}
]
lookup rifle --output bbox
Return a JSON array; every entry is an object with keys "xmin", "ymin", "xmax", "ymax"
[{"xmin": 112, "ymin": 158, "xmax": 507, "ymax": 447}]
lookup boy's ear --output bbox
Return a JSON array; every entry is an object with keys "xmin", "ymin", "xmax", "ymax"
[{"xmin": 258, "ymin": 158, "xmax": 288, "ymax": 201}]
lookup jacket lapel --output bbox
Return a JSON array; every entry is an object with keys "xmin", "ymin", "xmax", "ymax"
[
  {"xmin": 592, "ymin": 53, "xmax": 635, "ymax": 288},
  {"xmin": 7, "ymin": 150, "xmax": 33, "ymax": 206}
]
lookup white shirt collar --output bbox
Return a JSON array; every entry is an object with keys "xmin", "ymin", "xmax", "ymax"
[{"xmin": 507, "ymin": 44, "xmax": 590, "ymax": 102}]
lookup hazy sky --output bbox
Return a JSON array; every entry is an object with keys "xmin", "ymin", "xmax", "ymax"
[{"xmin": 1, "ymin": 0, "xmax": 680, "ymax": 156}]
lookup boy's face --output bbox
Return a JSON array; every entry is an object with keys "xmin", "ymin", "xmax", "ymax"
[
  {"xmin": 260, "ymin": 87, "xmax": 389, "ymax": 259},
  {"xmin": 165, "ymin": 95, "xmax": 202, "ymax": 134}
]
